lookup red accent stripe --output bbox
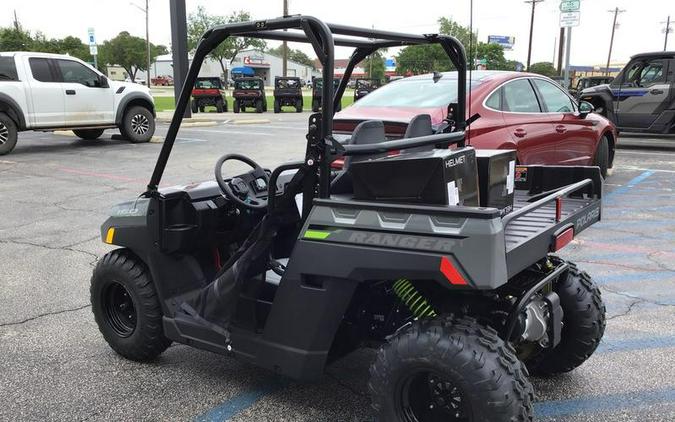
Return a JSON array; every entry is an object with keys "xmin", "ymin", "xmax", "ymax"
[{"xmin": 439, "ymin": 256, "xmax": 468, "ymax": 285}]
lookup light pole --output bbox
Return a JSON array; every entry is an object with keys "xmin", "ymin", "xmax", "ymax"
[
  {"xmin": 605, "ymin": 7, "xmax": 626, "ymax": 76},
  {"xmin": 130, "ymin": 1, "xmax": 151, "ymax": 85},
  {"xmin": 524, "ymin": 0, "xmax": 544, "ymax": 71}
]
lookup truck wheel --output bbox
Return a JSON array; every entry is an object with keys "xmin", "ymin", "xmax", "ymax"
[
  {"xmin": 369, "ymin": 316, "xmax": 534, "ymax": 422},
  {"xmin": 526, "ymin": 261, "xmax": 606, "ymax": 376},
  {"xmin": 311, "ymin": 99, "xmax": 320, "ymax": 113},
  {"xmin": 256, "ymin": 99, "xmax": 263, "ymax": 113},
  {"xmin": 91, "ymin": 249, "xmax": 171, "ymax": 361},
  {"xmin": 263, "ymin": 100, "xmax": 267, "ymax": 112},
  {"xmin": 274, "ymin": 99, "xmax": 281, "ymax": 113},
  {"xmin": 0, "ymin": 112, "xmax": 18, "ymax": 155},
  {"xmin": 73, "ymin": 129, "xmax": 104, "ymax": 140},
  {"xmin": 593, "ymin": 135, "xmax": 609, "ymax": 178},
  {"xmin": 295, "ymin": 98, "xmax": 303, "ymax": 113},
  {"xmin": 216, "ymin": 98, "xmax": 224, "ymax": 113},
  {"xmin": 120, "ymin": 106, "xmax": 155, "ymax": 143},
  {"xmin": 233, "ymin": 100, "xmax": 240, "ymax": 114},
  {"xmin": 191, "ymin": 100, "xmax": 199, "ymax": 113}
]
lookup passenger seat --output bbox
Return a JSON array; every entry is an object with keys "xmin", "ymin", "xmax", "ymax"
[
  {"xmin": 331, "ymin": 120, "xmax": 386, "ymax": 194},
  {"xmin": 401, "ymin": 114, "xmax": 434, "ymax": 154}
]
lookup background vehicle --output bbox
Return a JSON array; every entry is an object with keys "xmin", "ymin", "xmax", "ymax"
[
  {"xmin": 335, "ymin": 71, "xmax": 617, "ymax": 177},
  {"xmin": 0, "ymin": 52, "xmax": 156, "ymax": 155},
  {"xmin": 91, "ymin": 16, "xmax": 605, "ymax": 422},
  {"xmin": 232, "ymin": 77, "xmax": 267, "ymax": 113},
  {"xmin": 151, "ymin": 75, "xmax": 173, "ymax": 86},
  {"xmin": 311, "ymin": 77, "xmax": 341, "ymax": 112},
  {"xmin": 353, "ymin": 78, "xmax": 381, "ymax": 101},
  {"xmin": 568, "ymin": 76, "xmax": 613, "ymax": 98},
  {"xmin": 581, "ymin": 51, "xmax": 675, "ymax": 134},
  {"xmin": 190, "ymin": 77, "xmax": 227, "ymax": 113},
  {"xmin": 125, "ymin": 77, "xmax": 147, "ymax": 85},
  {"xmin": 273, "ymin": 76, "xmax": 303, "ymax": 113}
]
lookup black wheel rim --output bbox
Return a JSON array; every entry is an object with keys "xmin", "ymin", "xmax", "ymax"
[
  {"xmin": 103, "ymin": 281, "xmax": 137, "ymax": 337},
  {"xmin": 397, "ymin": 370, "xmax": 471, "ymax": 422}
]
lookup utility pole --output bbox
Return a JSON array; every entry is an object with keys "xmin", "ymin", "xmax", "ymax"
[
  {"xmin": 663, "ymin": 16, "xmax": 672, "ymax": 51},
  {"xmin": 525, "ymin": 0, "xmax": 544, "ymax": 70},
  {"xmin": 557, "ymin": 27, "xmax": 565, "ymax": 75},
  {"xmin": 605, "ymin": 7, "xmax": 625, "ymax": 76},
  {"xmin": 282, "ymin": 0, "xmax": 288, "ymax": 76},
  {"xmin": 130, "ymin": 1, "xmax": 152, "ymax": 84},
  {"xmin": 13, "ymin": 10, "xmax": 19, "ymax": 31}
]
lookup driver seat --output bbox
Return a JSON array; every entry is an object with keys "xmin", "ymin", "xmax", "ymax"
[
  {"xmin": 401, "ymin": 114, "xmax": 434, "ymax": 154},
  {"xmin": 331, "ymin": 120, "xmax": 386, "ymax": 194}
]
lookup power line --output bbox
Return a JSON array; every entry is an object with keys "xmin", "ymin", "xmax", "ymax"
[
  {"xmin": 524, "ymin": 0, "xmax": 545, "ymax": 71},
  {"xmin": 605, "ymin": 7, "xmax": 626, "ymax": 76}
]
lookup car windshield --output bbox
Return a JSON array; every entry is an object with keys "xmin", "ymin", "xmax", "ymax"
[
  {"xmin": 356, "ymin": 80, "xmax": 378, "ymax": 89},
  {"xmin": 351, "ymin": 76, "xmax": 478, "ymax": 108},
  {"xmin": 277, "ymin": 79, "xmax": 299, "ymax": 88},
  {"xmin": 235, "ymin": 79, "xmax": 261, "ymax": 90},
  {"xmin": 195, "ymin": 79, "xmax": 221, "ymax": 89}
]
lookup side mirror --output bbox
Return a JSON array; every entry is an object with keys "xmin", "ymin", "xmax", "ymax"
[
  {"xmin": 98, "ymin": 75, "xmax": 110, "ymax": 89},
  {"xmin": 578, "ymin": 101, "xmax": 594, "ymax": 118}
]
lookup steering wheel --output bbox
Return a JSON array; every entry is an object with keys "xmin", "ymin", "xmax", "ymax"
[{"xmin": 215, "ymin": 154, "xmax": 269, "ymax": 210}]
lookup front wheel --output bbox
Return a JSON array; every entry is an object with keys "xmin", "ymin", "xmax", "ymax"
[
  {"xmin": 0, "ymin": 112, "xmax": 19, "ymax": 155},
  {"xmin": 91, "ymin": 249, "xmax": 171, "ymax": 361},
  {"xmin": 369, "ymin": 316, "xmax": 534, "ymax": 422},
  {"xmin": 73, "ymin": 129, "xmax": 104, "ymax": 140},
  {"xmin": 594, "ymin": 135, "xmax": 609, "ymax": 178},
  {"xmin": 120, "ymin": 106, "xmax": 155, "ymax": 143},
  {"xmin": 526, "ymin": 261, "xmax": 606, "ymax": 376}
]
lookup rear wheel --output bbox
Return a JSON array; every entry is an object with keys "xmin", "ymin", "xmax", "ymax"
[
  {"xmin": 312, "ymin": 99, "xmax": 320, "ymax": 113},
  {"xmin": 594, "ymin": 135, "xmax": 609, "ymax": 178},
  {"xmin": 256, "ymin": 99, "xmax": 263, "ymax": 113},
  {"xmin": 91, "ymin": 249, "xmax": 171, "ymax": 361},
  {"xmin": 216, "ymin": 98, "xmax": 225, "ymax": 113},
  {"xmin": 369, "ymin": 316, "xmax": 534, "ymax": 422},
  {"xmin": 526, "ymin": 261, "xmax": 606, "ymax": 376},
  {"xmin": 191, "ymin": 99, "xmax": 199, "ymax": 113},
  {"xmin": 295, "ymin": 98, "xmax": 303, "ymax": 113},
  {"xmin": 0, "ymin": 112, "xmax": 18, "ymax": 155},
  {"xmin": 233, "ymin": 100, "xmax": 240, "ymax": 114},
  {"xmin": 73, "ymin": 129, "xmax": 104, "ymax": 140},
  {"xmin": 120, "ymin": 106, "xmax": 155, "ymax": 143},
  {"xmin": 274, "ymin": 98, "xmax": 281, "ymax": 113}
]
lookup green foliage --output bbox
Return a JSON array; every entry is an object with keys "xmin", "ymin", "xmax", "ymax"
[
  {"xmin": 267, "ymin": 44, "xmax": 315, "ymax": 69},
  {"xmin": 0, "ymin": 27, "xmax": 34, "ymax": 51},
  {"xmin": 475, "ymin": 43, "xmax": 508, "ymax": 70},
  {"xmin": 396, "ymin": 44, "xmax": 451, "ymax": 75},
  {"xmin": 363, "ymin": 51, "xmax": 386, "ymax": 82},
  {"xmin": 98, "ymin": 31, "xmax": 165, "ymax": 81},
  {"xmin": 33, "ymin": 34, "xmax": 89, "ymax": 61},
  {"xmin": 528, "ymin": 62, "xmax": 557, "ymax": 77},
  {"xmin": 187, "ymin": 7, "xmax": 266, "ymax": 76}
]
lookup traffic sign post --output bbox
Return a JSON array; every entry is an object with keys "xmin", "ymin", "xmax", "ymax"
[
  {"xmin": 559, "ymin": 1, "xmax": 581, "ymax": 89},
  {"xmin": 560, "ymin": 0, "xmax": 580, "ymax": 12},
  {"xmin": 560, "ymin": 11, "xmax": 580, "ymax": 27},
  {"xmin": 87, "ymin": 28, "xmax": 98, "ymax": 70}
]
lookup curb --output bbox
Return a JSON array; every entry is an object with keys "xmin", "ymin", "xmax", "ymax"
[
  {"xmin": 181, "ymin": 121, "xmax": 218, "ymax": 127},
  {"xmin": 230, "ymin": 119, "xmax": 271, "ymax": 125}
]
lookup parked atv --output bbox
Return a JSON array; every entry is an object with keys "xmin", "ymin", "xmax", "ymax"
[
  {"xmin": 273, "ymin": 76, "xmax": 303, "ymax": 113},
  {"xmin": 190, "ymin": 77, "xmax": 227, "ymax": 113},
  {"xmin": 91, "ymin": 16, "xmax": 606, "ymax": 422},
  {"xmin": 232, "ymin": 77, "xmax": 267, "ymax": 113},
  {"xmin": 353, "ymin": 78, "xmax": 381, "ymax": 101},
  {"xmin": 568, "ymin": 76, "xmax": 613, "ymax": 98},
  {"xmin": 311, "ymin": 77, "xmax": 341, "ymax": 112}
]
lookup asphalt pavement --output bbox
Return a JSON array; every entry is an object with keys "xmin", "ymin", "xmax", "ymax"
[{"xmin": 0, "ymin": 114, "xmax": 674, "ymax": 421}]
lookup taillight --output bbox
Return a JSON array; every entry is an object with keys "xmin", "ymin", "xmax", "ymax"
[{"xmin": 552, "ymin": 226, "xmax": 574, "ymax": 252}]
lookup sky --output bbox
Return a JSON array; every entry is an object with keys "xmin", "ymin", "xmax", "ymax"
[{"xmin": 2, "ymin": 0, "xmax": 673, "ymax": 67}]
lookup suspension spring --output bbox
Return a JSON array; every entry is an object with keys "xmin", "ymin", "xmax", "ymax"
[{"xmin": 392, "ymin": 279, "xmax": 437, "ymax": 319}]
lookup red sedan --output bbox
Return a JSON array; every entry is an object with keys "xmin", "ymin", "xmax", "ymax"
[{"xmin": 334, "ymin": 71, "xmax": 617, "ymax": 176}]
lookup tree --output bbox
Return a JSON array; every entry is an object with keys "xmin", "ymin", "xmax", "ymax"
[
  {"xmin": 363, "ymin": 51, "xmax": 386, "ymax": 81},
  {"xmin": 0, "ymin": 27, "xmax": 33, "ymax": 51},
  {"xmin": 396, "ymin": 44, "xmax": 451, "ymax": 75},
  {"xmin": 187, "ymin": 7, "xmax": 266, "ymax": 77},
  {"xmin": 474, "ymin": 43, "xmax": 508, "ymax": 70},
  {"xmin": 98, "ymin": 32, "xmax": 165, "ymax": 81},
  {"xmin": 267, "ymin": 44, "xmax": 315, "ymax": 69},
  {"xmin": 33, "ymin": 34, "xmax": 89, "ymax": 61},
  {"xmin": 528, "ymin": 62, "xmax": 557, "ymax": 77}
]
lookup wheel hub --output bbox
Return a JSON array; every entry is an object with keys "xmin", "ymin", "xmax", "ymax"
[
  {"xmin": 130, "ymin": 114, "xmax": 149, "ymax": 135},
  {"xmin": 103, "ymin": 282, "xmax": 137, "ymax": 337},
  {"xmin": 399, "ymin": 370, "xmax": 470, "ymax": 422},
  {"xmin": 0, "ymin": 122, "xmax": 8, "ymax": 145}
]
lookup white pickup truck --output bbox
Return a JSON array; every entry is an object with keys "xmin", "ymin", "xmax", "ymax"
[{"xmin": 0, "ymin": 52, "xmax": 156, "ymax": 155}]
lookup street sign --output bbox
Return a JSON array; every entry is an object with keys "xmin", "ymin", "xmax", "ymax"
[
  {"xmin": 87, "ymin": 28, "xmax": 96, "ymax": 46},
  {"xmin": 89, "ymin": 45, "xmax": 98, "ymax": 56},
  {"xmin": 487, "ymin": 35, "xmax": 516, "ymax": 51},
  {"xmin": 560, "ymin": 11, "xmax": 580, "ymax": 27},
  {"xmin": 560, "ymin": 0, "xmax": 580, "ymax": 12}
]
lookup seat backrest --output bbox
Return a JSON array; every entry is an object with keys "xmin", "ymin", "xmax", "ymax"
[
  {"xmin": 331, "ymin": 120, "xmax": 386, "ymax": 194},
  {"xmin": 401, "ymin": 114, "xmax": 435, "ymax": 154}
]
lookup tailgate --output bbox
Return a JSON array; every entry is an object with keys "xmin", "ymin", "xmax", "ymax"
[{"xmin": 504, "ymin": 166, "xmax": 603, "ymax": 277}]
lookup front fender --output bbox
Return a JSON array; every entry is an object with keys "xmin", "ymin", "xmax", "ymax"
[{"xmin": 115, "ymin": 92, "xmax": 156, "ymax": 125}]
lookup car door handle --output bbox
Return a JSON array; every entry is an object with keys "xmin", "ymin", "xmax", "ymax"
[
  {"xmin": 66, "ymin": 89, "xmax": 76, "ymax": 95},
  {"xmin": 555, "ymin": 125, "xmax": 567, "ymax": 133},
  {"xmin": 649, "ymin": 89, "xmax": 664, "ymax": 95},
  {"xmin": 513, "ymin": 128, "xmax": 527, "ymax": 138}
]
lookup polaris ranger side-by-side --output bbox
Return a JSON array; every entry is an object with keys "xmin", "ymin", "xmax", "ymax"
[
  {"xmin": 312, "ymin": 77, "xmax": 342, "ymax": 112},
  {"xmin": 353, "ymin": 78, "xmax": 381, "ymax": 101},
  {"xmin": 232, "ymin": 77, "xmax": 267, "ymax": 113},
  {"xmin": 91, "ymin": 17, "xmax": 606, "ymax": 422},
  {"xmin": 273, "ymin": 76, "xmax": 303, "ymax": 113},
  {"xmin": 190, "ymin": 77, "xmax": 227, "ymax": 113}
]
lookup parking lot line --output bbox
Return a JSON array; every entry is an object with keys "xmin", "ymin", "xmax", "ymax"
[
  {"xmin": 194, "ymin": 382, "xmax": 285, "ymax": 422},
  {"xmin": 534, "ymin": 387, "xmax": 675, "ymax": 419},
  {"xmin": 605, "ymin": 170, "xmax": 654, "ymax": 199},
  {"xmin": 597, "ymin": 335, "xmax": 675, "ymax": 354}
]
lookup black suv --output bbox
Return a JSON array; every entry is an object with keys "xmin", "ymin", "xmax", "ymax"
[
  {"xmin": 232, "ymin": 77, "xmax": 267, "ymax": 113},
  {"xmin": 353, "ymin": 78, "xmax": 381, "ymax": 101},
  {"xmin": 580, "ymin": 51, "xmax": 675, "ymax": 133},
  {"xmin": 311, "ymin": 77, "xmax": 341, "ymax": 112},
  {"xmin": 273, "ymin": 76, "xmax": 303, "ymax": 113}
]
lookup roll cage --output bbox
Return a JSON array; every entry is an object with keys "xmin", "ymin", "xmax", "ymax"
[{"xmin": 146, "ymin": 15, "xmax": 468, "ymax": 203}]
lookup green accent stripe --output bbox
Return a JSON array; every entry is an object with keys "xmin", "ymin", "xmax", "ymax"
[{"xmin": 304, "ymin": 229, "xmax": 331, "ymax": 240}]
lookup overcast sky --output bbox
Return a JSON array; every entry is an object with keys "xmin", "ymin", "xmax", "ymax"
[{"xmin": 3, "ymin": 0, "xmax": 673, "ymax": 67}]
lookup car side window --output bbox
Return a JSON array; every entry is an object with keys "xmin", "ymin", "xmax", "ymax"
[
  {"xmin": 485, "ymin": 88, "xmax": 502, "ymax": 110},
  {"xmin": 56, "ymin": 60, "xmax": 100, "ymax": 87},
  {"xmin": 532, "ymin": 79, "xmax": 575, "ymax": 113},
  {"xmin": 502, "ymin": 79, "xmax": 541, "ymax": 113},
  {"xmin": 0, "ymin": 57, "xmax": 19, "ymax": 81},
  {"xmin": 29, "ymin": 58, "xmax": 55, "ymax": 82},
  {"xmin": 624, "ymin": 59, "xmax": 667, "ymax": 87}
]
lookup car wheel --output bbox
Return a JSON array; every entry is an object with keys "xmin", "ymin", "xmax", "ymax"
[
  {"xmin": 120, "ymin": 105, "xmax": 155, "ymax": 143},
  {"xmin": 594, "ymin": 135, "xmax": 609, "ymax": 178},
  {"xmin": 73, "ymin": 129, "xmax": 105, "ymax": 140},
  {"xmin": 0, "ymin": 112, "xmax": 18, "ymax": 155}
]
